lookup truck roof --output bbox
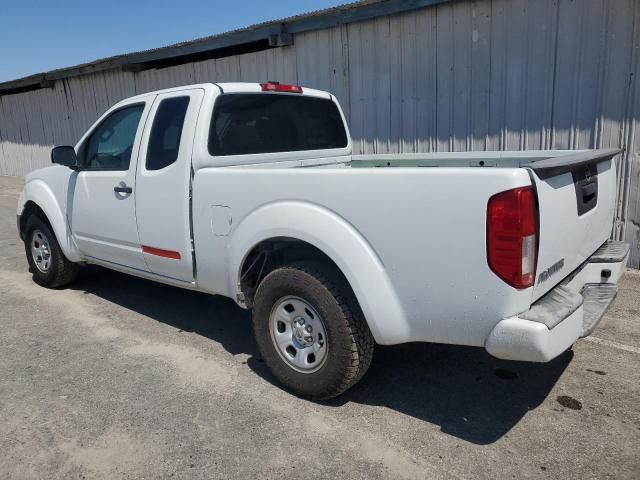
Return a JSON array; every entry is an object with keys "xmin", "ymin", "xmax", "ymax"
[{"xmin": 114, "ymin": 82, "xmax": 331, "ymax": 107}]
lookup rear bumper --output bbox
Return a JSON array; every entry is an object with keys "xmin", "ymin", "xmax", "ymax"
[{"xmin": 485, "ymin": 240, "xmax": 629, "ymax": 362}]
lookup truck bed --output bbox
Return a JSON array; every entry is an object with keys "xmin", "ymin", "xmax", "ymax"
[{"xmin": 192, "ymin": 148, "xmax": 620, "ymax": 348}]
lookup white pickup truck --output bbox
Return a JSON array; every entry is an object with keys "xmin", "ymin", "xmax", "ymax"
[{"xmin": 17, "ymin": 82, "xmax": 630, "ymax": 399}]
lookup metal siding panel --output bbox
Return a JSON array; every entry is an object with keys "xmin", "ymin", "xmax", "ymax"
[
  {"xmin": 388, "ymin": 13, "xmax": 403, "ymax": 153},
  {"xmin": 89, "ymin": 73, "xmax": 111, "ymax": 120},
  {"xmin": 415, "ymin": 7, "xmax": 438, "ymax": 152},
  {"xmin": 522, "ymin": 0, "xmax": 557, "ymax": 150},
  {"xmin": 134, "ymin": 69, "xmax": 155, "ymax": 93},
  {"xmin": 193, "ymin": 58, "xmax": 217, "ymax": 83},
  {"xmin": 573, "ymin": 0, "xmax": 608, "ymax": 150},
  {"xmin": 362, "ymin": 19, "xmax": 378, "ymax": 154},
  {"xmin": 134, "ymin": 66, "xmax": 192, "ymax": 94},
  {"xmin": 348, "ymin": 20, "xmax": 377, "ymax": 154},
  {"xmin": 332, "ymin": 26, "xmax": 351, "ymax": 123},
  {"xmin": 397, "ymin": 12, "xmax": 417, "ymax": 153},
  {"xmin": 622, "ymin": 1, "xmax": 640, "ymax": 267},
  {"xmin": 503, "ymin": 0, "xmax": 527, "ymax": 150},
  {"xmin": 41, "ymin": 82, "xmax": 69, "ymax": 148},
  {"xmin": 487, "ymin": 0, "xmax": 507, "ymax": 150},
  {"xmin": 551, "ymin": 0, "xmax": 583, "ymax": 149},
  {"xmin": 239, "ymin": 51, "xmax": 268, "ymax": 82},
  {"xmin": 436, "ymin": 3, "xmax": 455, "ymax": 152},
  {"xmin": 215, "ymin": 56, "xmax": 241, "ymax": 83},
  {"xmin": 64, "ymin": 76, "xmax": 99, "ymax": 139},
  {"xmin": 33, "ymin": 87, "xmax": 58, "ymax": 147},
  {"xmin": 107, "ymin": 70, "xmax": 137, "ymax": 105},
  {"xmin": 374, "ymin": 17, "xmax": 392, "ymax": 154},
  {"xmin": 600, "ymin": 0, "xmax": 633, "ymax": 151},
  {"xmin": 0, "ymin": 96, "xmax": 17, "ymax": 175},
  {"xmin": 0, "ymin": 98, "xmax": 6, "ymax": 175},
  {"xmin": 22, "ymin": 90, "xmax": 46, "ymax": 172},
  {"xmin": 0, "ymin": 101, "xmax": 6, "ymax": 176},
  {"xmin": 295, "ymin": 30, "xmax": 322, "ymax": 87},
  {"xmin": 451, "ymin": 0, "xmax": 472, "ymax": 151},
  {"xmin": 264, "ymin": 47, "xmax": 298, "ymax": 86},
  {"xmin": 470, "ymin": 0, "xmax": 491, "ymax": 151},
  {"xmin": 626, "ymin": 152, "xmax": 640, "ymax": 267},
  {"xmin": 2, "ymin": 93, "xmax": 32, "ymax": 174},
  {"xmin": 347, "ymin": 21, "xmax": 365, "ymax": 154},
  {"xmin": 604, "ymin": 0, "xmax": 638, "ymax": 246}
]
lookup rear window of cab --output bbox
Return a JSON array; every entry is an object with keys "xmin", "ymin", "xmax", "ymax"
[{"xmin": 208, "ymin": 93, "xmax": 348, "ymax": 156}]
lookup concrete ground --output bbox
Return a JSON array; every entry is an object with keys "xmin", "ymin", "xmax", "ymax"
[{"xmin": 0, "ymin": 175, "xmax": 638, "ymax": 480}]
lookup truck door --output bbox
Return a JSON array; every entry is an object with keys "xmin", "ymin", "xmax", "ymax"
[
  {"xmin": 70, "ymin": 98, "xmax": 154, "ymax": 271},
  {"xmin": 135, "ymin": 89, "xmax": 204, "ymax": 282}
]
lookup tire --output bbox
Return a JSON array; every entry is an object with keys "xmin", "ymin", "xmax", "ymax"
[
  {"xmin": 24, "ymin": 215, "xmax": 79, "ymax": 288},
  {"xmin": 252, "ymin": 262, "xmax": 374, "ymax": 400}
]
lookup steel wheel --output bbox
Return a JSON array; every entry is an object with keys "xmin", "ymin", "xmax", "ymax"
[
  {"xmin": 30, "ymin": 229, "xmax": 52, "ymax": 274},
  {"xmin": 253, "ymin": 263, "xmax": 375, "ymax": 399},
  {"xmin": 269, "ymin": 296, "xmax": 328, "ymax": 373}
]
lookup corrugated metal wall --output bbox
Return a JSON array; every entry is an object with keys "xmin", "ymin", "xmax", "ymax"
[{"xmin": 1, "ymin": 0, "xmax": 639, "ymax": 267}]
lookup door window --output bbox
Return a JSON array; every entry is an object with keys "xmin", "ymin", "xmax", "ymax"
[
  {"xmin": 82, "ymin": 104, "xmax": 144, "ymax": 170},
  {"xmin": 146, "ymin": 96, "xmax": 190, "ymax": 171}
]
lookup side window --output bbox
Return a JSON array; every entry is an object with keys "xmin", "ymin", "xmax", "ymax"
[
  {"xmin": 83, "ymin": 104, "xmax": 144, "ymax": 170},
  {"xmin": 146, "ymin": 97, "xmax": 190, "ymax": 171}
]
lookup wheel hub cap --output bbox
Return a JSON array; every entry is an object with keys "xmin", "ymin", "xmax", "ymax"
[
  {"xmin": 269, "ymin": 296, "xmax": 328, "ymax": 373},
  {"xmin": 292, "ymin": 318, "xmax": 314, "ymax": 347}
]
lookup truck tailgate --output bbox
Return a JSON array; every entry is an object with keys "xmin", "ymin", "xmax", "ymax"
[{"xmin": 527, "ymin": 149, "xmax": 621, "ymax": 301}]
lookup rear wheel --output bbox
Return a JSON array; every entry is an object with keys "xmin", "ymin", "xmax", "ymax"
[
  {"xmin": 24, "ymin": 216, "xmax": 79, "ymax": 288},
  {"xmin": 252, "ymin": 262, "xmax": 374, "ymax": 400}
]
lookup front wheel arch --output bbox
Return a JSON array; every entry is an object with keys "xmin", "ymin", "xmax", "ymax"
[
  {"xmin": 19, "ymin": 179, "xmax": 83, "ymax": 262},
  {"xmin": 20, "ymin": 201, "xmax": 51, "ymax": 240}
]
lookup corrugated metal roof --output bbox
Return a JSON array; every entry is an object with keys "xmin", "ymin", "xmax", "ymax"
[{"xmin": 0, "ymin": 0, "xmax": 448, "ymax": 94}]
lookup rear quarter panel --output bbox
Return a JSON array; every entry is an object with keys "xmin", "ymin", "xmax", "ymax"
[{"xmin": 192, "ymin": 166, "xmax": 534, "ymax": 347}]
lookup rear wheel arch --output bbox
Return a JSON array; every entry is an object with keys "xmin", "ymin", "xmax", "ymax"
[
  {"xmin": 228, "ymin": 201, "xmax": 410, "ymax": 345},
  {"xmin": 238, "ymin": 237, "xmax": 355, "ymax": 307}
]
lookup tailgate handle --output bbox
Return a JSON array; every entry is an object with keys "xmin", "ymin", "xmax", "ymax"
[{"xmin": 582, "ymin": 183, "xmax": 596, "ymax": 201}]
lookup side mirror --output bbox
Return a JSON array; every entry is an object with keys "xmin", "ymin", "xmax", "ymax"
[{"xmin": 51, "ymin": 146, "xmax": 79, "ymax": 169}]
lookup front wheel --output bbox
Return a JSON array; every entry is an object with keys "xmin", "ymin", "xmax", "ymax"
[
  {"xmin": 24, "ymin": 216, "xmax": 79, "ymax": 288},
  {"xmin": 252, "ymin": 262, "xmax": 374, "ymax": 400}
]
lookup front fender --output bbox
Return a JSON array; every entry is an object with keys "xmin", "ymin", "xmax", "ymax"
[
  {"xmin": 228, "ymin": 201, "xmax": 408, "ymax": 345},
  {"xmin": 19, "ymin": 178, "xmax": 83, "ymax": 262}
]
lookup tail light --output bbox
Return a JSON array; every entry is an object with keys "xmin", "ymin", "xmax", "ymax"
[
  {"xmin": 260, "ymin": 82, "xmax": 303, "ymax": 93},
  {"xmin": 487, "ymin": 186, "xmax": 538, "ymax": 289}
]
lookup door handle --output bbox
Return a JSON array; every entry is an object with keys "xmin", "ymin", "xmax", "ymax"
[{"xmin": 114, "ymin": 185, "xmax": 132, "ymax": 194}]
